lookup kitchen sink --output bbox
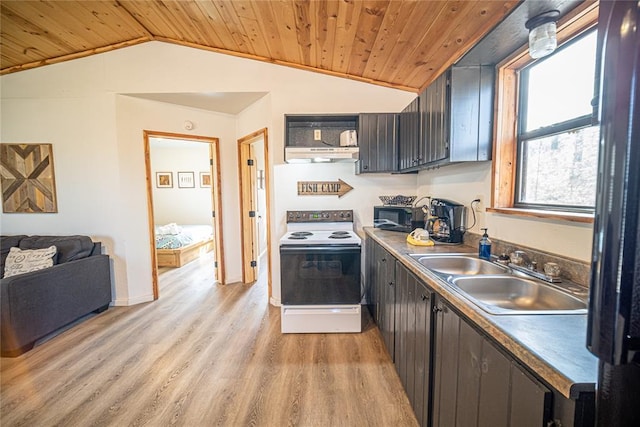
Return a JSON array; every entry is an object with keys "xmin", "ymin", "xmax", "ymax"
[
  {"xmin": 408, "ymin": 254, "xmax": 509, "ymax": 275},
  {"xmin": 449, "ymin": 275, "xmax": 588, "ymax": 315}
]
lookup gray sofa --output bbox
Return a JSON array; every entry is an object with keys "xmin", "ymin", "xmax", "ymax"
[{"xmin": 0, "ymin": 235, "xmax": 112, "ymax": 357}]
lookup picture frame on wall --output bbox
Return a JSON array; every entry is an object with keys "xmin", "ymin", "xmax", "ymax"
[
  {"xmin": 200, "ymin": 172, "xmax": 211, "ymax": 188},
  {"xmin": 177, "ymin": 171, "xmax": 195, "ymax": 188},
  {"xmin": 1, "ymin": 143, "xmax": 58, "ymax": 213},
  {"xmin": 156, "ymin": 172, "xmax": 173, "ymax": 188}
]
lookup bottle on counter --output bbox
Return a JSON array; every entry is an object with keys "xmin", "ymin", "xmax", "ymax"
[{"xmin": 479, "ymin": 228, "xmax": 492, "ymax": 260}]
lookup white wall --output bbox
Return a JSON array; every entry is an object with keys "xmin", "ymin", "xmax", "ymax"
[
  {"xmin": 0, "ymin": 40, "xmax": 594, "ymax": 306},
  {"xmin": 1, "ymin": 41, "xmax": 415, "ymax": 306},
  {"xmin": 150, "ymin": 141, "xmax": 212, "ymax": 225},
  {"xmin": 270, "ymin": 163, "xmax": 417, "ymax": 304},
  {"xmin": 114, "ymin": 95, "xmax": 240, "ymax": 298},
  {"xmin": 417, "ymin": 162, "xmax": 594, "ymax": 261}
]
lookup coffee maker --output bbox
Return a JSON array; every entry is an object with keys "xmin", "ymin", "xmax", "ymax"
[{"xmin": 425, "ymin": 198, "xmax": 466, "ymax": 243}]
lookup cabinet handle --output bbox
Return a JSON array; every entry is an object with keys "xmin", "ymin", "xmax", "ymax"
[
  {"xmin": 471, "ymin": 354, "xmax": 479, "ymax": 370},
  {"xmin": 432, "ymin": 306, "xmax": 442, "ymax": 313},
  {"xmin": 363, "ymin": 165, "xmax": 368, "ymax": 170},
  {"xmin": 381, "ymin": 258, "xmax": 386, "ymax": 262},
  {"xmin": 421, "ymin": 294, "xmax": 429, "ymax": 301},
  {"xmin": 481, "ymin": 358, "xmax": 489, "ymax": 374},
  {"xmin": 388, "ymin": 281, "xmax": 394, "ymax": 287}
]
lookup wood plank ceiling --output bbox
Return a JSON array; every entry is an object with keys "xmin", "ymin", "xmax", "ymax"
[{"xmin": 0, "ymin": 1, "xmax": 519, "ymax": 92}]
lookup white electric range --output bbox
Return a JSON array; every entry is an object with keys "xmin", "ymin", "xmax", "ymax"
[{"xmin": 279, "ymin": 210, "xmax": 362, "ymax": 333}]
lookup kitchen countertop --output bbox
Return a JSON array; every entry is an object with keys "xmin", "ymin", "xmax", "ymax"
[{"xmin": 365, "ymin": 227, "xmax": 598, "ymax": 399}]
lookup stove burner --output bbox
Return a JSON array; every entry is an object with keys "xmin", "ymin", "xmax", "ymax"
[
  {"xmin": 291, "ymin": 231, "xmax": 313, "ymax": 237},
  {"xmin": 288, "ymin": 235, "xmax": 308, "ymax": 240},
  {"xmin": 331, "ymin": 231, "xmax": 350, "ymax": 236},
  {"xmin": 329, "ymin": 234, "xmax": 351, "ymax": 239}
]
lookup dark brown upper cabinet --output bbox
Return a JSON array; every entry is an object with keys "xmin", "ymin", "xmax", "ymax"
[
  {"xmin": 398, "ymin": 97, "xmax": 421, "ymax": 170},
  {"xmin": 399, "ymin": 65, "xmax": 494, "ymax": 172},
  {"xmin": 357, "ymin": 113, "xmax": 399, "ymax": 174}
]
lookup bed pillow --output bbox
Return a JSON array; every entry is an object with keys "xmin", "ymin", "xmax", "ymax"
[
  {"xmin": 3, "ymin": 246, "xmax": 57, "ymax": 278},
  {"xmin": 156, "ymin": 223, "xmax": 181, "ymax": 236}
]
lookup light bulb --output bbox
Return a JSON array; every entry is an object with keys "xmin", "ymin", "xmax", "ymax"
[{"xmin": 529, "ymin": 21, "xmax": 557, "ymax": 59}]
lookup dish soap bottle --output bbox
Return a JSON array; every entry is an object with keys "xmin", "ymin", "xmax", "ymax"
[{"xmin": 479, "ymin": 228, "xmax": 492, "ymax": 260}]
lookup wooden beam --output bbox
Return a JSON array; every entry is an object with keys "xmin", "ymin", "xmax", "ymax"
[{"xmin": 0, "ymin": 37, "xmax": 151, "ymax": 75}]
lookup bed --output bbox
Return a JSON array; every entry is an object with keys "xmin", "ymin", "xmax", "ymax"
[{"xmin": 155, "ymin": 224, "xmax": 214, "ymax": 268}]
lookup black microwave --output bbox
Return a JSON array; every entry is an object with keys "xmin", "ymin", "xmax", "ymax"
[{"xmin": 373, "ymin": 206, "xmax": 424, "ymax": 232}]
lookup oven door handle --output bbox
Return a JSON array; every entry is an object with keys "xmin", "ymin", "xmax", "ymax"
[{"xmin": 279, "ymin": 245, "xmax": 361, "ymax": 254}]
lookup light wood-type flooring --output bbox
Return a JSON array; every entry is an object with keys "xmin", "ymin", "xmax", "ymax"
[{"xmin": 1, "ymin": 254, "xmax": 417, "ymax": 426}]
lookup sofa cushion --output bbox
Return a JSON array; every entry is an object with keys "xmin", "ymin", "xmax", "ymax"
[
  {"xmin": 1, "ymin": 235, "xmax": 28, "ymax": 274},
  {"xmin": 3, "ymin": 246, "xmax": 57, "ymax": 278},
  {"xmin": 19, "ymin": 235, "xmax": 94, "ymax": 264}
]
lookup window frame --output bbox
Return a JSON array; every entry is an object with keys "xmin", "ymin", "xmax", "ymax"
[
  {"xmin": 489, "ymin": 1, "xmax": 599, "ymax": 223},
  {"xmin": 515, "ymin": 29, "xmax": 599, "ymax": 212}
]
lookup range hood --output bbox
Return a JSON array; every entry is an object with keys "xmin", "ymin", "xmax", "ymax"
[{"xmin": 285, "ymin": 146, "xmax": 359, "ymax": 163}]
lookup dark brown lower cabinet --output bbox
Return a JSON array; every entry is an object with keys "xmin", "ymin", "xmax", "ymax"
[
  {"xmin": 395, "ymin": 262, "xmax": 434, "ymax": 427},
  {"xmin": 369, "ymin": 240, "xmax": 396, "ymax": 358},
  {"xmin": 432, "ymin": 300, "xmax": 552, "ymax": 427},
  {"xmin": 364, "ymin": 243, "xmax": 594, "ymax": 427}
]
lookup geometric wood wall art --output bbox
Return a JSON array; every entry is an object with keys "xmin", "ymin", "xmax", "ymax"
[{"xmin": 0, "ymin": 143, "xmax": 58, "ymax": 213}]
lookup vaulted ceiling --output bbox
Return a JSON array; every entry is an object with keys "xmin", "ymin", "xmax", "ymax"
[{"xmin": 1, "ymin": 0, "xmax": 521, "ymax": 92}]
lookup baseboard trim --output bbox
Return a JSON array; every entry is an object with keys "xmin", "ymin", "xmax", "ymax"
[
  {"xmin": 269, "ymin": 296, "xmax": 281, "ymax": 307},
  {"xmin": 112, "ymin": 294, "xmax": 154, "ymax": 306}
]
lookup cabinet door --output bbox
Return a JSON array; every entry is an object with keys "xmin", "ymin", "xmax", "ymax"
[
  {"xmin": 449, "ymin": 66, "xmax": 494, "ymax": 162},
  {"xmin": 399, "ymin": 97, "xmax": 420, "ymax": 170},
  {"xmin": 374, "ymin": 243, "xmax": 395, "ymax": 358},
  {"xmin": 372, "ymin": 241, "xmax": 385, "ymax": 325},
  {"xmin": 358, "ymin": 113, "xmax": 398, "ymax": 173},
  {"xmin": 477, "ymin": 337, "xmax": 511, "ymax": 427},
  {"xmin": 433, "ymin": 299, "xmax": 553, "ymax": 427},
  {"xmin": 414, "ymin": 280, "xmax": 434, "ymax": 427},
  {"xmin": 455, "ymin": 320, "xmax": 484, "ymax": 426},
  {"xmin": 396, "ymin": 262, "xmax": 434, "ymax": 427},
  {"xmin": 509, "ymin": 363, "xmax": 552, "ymax": 427},
  {"xmin": 365, "ymin": 237, "xmax": 377, "ymax": 320},
  {"xmin": 420, "ymin": 71, "xmax": 450, "ymax": 165},
  {"xmin": 394, "ymin": 263, "xmax": 417, "ymax": 405},
  {"xmin": 447, "ymin": 320, "xmax": 513, "ymax": 427},
  {"xmin": 432, "ymin": 300, "xmax": 461, "ymax": 427}
]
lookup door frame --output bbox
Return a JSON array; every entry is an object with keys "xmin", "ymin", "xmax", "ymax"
[
  {"xmin": 237, "ymin": 128, "xmax": 273, "ymax": 294},
  {"xmin": 144, "ymin": 130, "xmax": 225, "ymax": 299}
]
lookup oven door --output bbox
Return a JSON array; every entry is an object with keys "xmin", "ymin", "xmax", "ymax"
[{"xmin": 280, "ymin": 244, "xmax": 361, "ymax": 305}]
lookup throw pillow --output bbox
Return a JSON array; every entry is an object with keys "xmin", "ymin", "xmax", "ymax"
[
  {"xmin": 3, "ymin": 246, "xmax": 57, "ymax": 278},
  {"xmin": 1, "ymin": 235, "xmax": 27, "ymax": 273}
]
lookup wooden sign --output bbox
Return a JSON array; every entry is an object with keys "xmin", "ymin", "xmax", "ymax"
[{"xmin": 297, "ymin": 179, "xmax": 353, "ymax": 198}]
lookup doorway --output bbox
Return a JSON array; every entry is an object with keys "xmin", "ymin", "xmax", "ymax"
[
  {"xmin": 144, "ymin": 130, "xmax": 225, "ymax": 300},
  {"xmin": 237, "ymin": 128, "xmax": 272, "ymax": 295}
]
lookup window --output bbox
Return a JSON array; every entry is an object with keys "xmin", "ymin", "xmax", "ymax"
[
  {"xmin": 516, "ymin": 30, "xmax": 598, "ymax": 211},
  {"xmin": 491, "ymin": 2, "xmax": 599, "ymax": 223}
]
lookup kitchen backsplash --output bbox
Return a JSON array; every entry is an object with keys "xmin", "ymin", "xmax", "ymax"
[{"xmin": 464, "ymin": 233, "xmax": 591, "ymax": 287}]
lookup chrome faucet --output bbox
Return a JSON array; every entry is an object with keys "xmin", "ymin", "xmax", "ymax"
[
  {"xmin": 513, "ymin": 250, "xmax": 537, "ymax": 270},
  {"xmin": 510, "ymin": 250, "xmax": 561, "ymax": 283}
]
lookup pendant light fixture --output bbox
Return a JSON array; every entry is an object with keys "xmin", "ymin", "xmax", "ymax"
[{"xmin": 525, "ymin": 10, "xmax": 561, "ymax": 59}]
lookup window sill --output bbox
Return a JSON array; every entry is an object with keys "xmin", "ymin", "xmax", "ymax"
[{"xmin": 486, "ymin": 207, "xmax": 594, "ymax": 224}]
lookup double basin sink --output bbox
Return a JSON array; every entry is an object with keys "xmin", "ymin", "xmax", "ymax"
[{"xmin": 407, "ymin": 254, "xmax": 588, "ymax": 315}]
